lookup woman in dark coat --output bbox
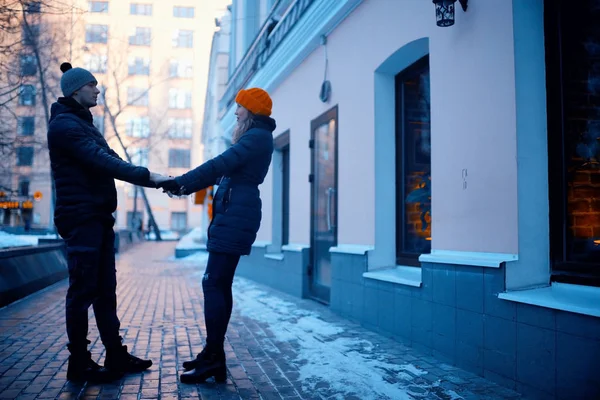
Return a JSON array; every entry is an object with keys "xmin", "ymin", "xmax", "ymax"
[{"xmin": 165, "ymin": 88, "xmax": 275, "ymax": 383}]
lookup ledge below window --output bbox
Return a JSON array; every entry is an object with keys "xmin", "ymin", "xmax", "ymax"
[
  {"xmin": 363, "ymin": 266, "xmax": 422, "ymax": 288},
  {"xmin": 419, "ymin": 250, "xmax": 518, "ymax": 268},
  {"xmin": 264, "ymin": 253, "xmax": 284, "ymax": 261},
  {"xmin": 281, "ymin": 243, "xmax": 309, "ymax": 252},
  {"xmin": 498, "ymin": 282, "xmax": 600, "ymax": 318},
  {"xmin": 330, "ymin": 244, "xmax": 374, "ymax": 255}
]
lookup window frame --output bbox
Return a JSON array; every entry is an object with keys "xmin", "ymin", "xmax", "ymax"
[
  {"xmin": 16, "ymin": 146, "xmax": 34, "ymax": 166},
  {"xmin": 18, "ymin": 116, "xmax": 35, "ymax": 136},
  {"xmin": 168, "ymin": 88, "xmax": 192, "ymax": 109},
  {"xmin": 130, "ymin": 3, "xmax": 153, "ymax": 16},
  {"xmin": 20, "ymin": 54, "xmax": 36, "ymax": 76},
  {"xmin": 394, "ymin": 55, "xmax": 431, "ymax": 267},
  {"xmin": 129, "ymin": 27, "xmax": 152, "ymax": 47},
  {"xmin": 173, "ymin": 6, "xmax": 195, "ymax": 18},
  {"xmin": 545, "ymin": 0, "xmax": 600, "ymax": 286},
  {"xmin": 125, "ymin": 117, "xmax": 150, "ymax": 138},
  {"xmin": 167, "ymin": 117, "xmax": 193, "ymax": 139},
  {"xmin": 168, "ymin": 148, "xmax": 191, "ymax": 168},
  {"xmin": 21, "ymin": 24, "xmax": 40, "ymax": 46},
  {"xmin": 83, "ymin": 53, "xmax": 108, "ymax": 74},
  {"xmin": 19, "ymin": 85, "xmax": 36, "ymax": 106},
  {"xmin": 85, "ymin": 24, "xmax": 108, "ymax": 44},
  {"xmin": 172, "ymin": 29, "xmax": 194, "ymax": 48},
  {"xmin": 129, "ymin": 147, "xmax": 149, "ymax": 167},
  {"xmin": 88, "ymin": 1, "xmax": 108, "ymax": 13},
  {"xmin": 127, "ymin": 87, "xmax": 149, "ymax": 107},
  {"xmin": 273, "ymin": 130, "xmax": 291, "ymax": 247},
  {"xmin": 18, "ymin": 177, "xmax": 30, "ymax": 197},
  {"xmin": 170, "ymin": 211, "xmax": 188, "ymax": 231},
  {"xmin": 128, "ymin": 56, "xmax": 150, "ymax": 76}
]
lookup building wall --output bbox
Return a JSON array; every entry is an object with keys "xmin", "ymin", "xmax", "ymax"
[{"xmin": 261, "ymin": 0, "xmax": 518, "ymax": 255}]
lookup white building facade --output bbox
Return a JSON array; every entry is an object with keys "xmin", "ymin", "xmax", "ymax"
[
  {"xmin": 198, "ymin": 9, "xmax": 232, "ymax": 240},
  {"xmin": 215, "ymin": 1, "xmax": 600, "ymax": 398}
]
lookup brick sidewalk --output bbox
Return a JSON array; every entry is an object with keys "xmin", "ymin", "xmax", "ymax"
[{"xmin": 0, "ymin": 242, "xmax": 525, "ymax": 400}]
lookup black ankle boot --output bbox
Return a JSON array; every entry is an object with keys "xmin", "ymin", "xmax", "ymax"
[
  {"xmin": 66, "ymin": 351, "xmax": 123, "ymax": 383},
  {"xmin": 105, "ymin": 345, "xmax": 152, "ymax": 374},
  {"xmin": 183, "ymin": 347, "xmax": 225, "ymax": 371},
  {"xmin": 180, "ymin": 349, "xmax": 226, "ymax": 384}
]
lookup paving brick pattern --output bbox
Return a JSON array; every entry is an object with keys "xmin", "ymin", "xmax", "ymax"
[{"xmin": 0, "ymin": 242, "xmax": 525, "ymax": 399}]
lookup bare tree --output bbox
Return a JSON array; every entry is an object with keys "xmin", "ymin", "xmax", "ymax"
[
  {"xmin": 0, "ymin": 0, "xmax": 80, "ymax": 227},
  {"xmin": 98, "ymin": 48, "xmax": 176, "ymax": 240}
]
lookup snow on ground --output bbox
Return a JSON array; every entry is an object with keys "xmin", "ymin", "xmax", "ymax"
[
  {"xmin": 0, "ymin": 231, "xmax": 58, "ymax": 249},
  {"xmin": 232, "ymin": 278, "xmax": 462, "ymax": 400},
  {"xmin": 175, "ymin": 227, "xmax": 206, "ymax": 250},
  {"xmin": 147, "ymin": 230, "xmax": 180, "ymax": 241}
]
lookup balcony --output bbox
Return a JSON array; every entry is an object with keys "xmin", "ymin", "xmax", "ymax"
[{"xmin": 219, "ymin": 0, "xmax": 315, "ymax": 113}]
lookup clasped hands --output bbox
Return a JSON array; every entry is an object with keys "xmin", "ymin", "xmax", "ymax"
[{"xmin": 149, "ymin": 172, "xmax": 186, "ymax": 197}]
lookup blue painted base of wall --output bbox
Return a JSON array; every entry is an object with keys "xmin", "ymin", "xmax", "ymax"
[
  {"xmin": 0, "ymin": 244, "xmax": 68, "ymax": 308},
  {"xmin": 328, "ymin": 252, "xmax": 600, "ymax": 400},
  {"xmin": 237, "ymin": 246, "xmax": 309, "ymax": 299}
]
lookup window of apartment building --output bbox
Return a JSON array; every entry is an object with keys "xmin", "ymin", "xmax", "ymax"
[
  {"xmin": 16, "ymin": 147, "xmax": 34, "ymax": 166},
  {"xmin": 86, "ymin": 24, "xmax": 108, "ymax": 44},
  {"xmin": 129, "ymin": 27, "xmax": 151, "ymax": 46},
  {"xmin": 395, "ymin": 55, "xmax": 431, "ymax": 267},
  {"xmin": 93, "ymin": 115, "xmax": 104, "ymax": 135},
  {"xmin": 173, "ymin": 6, "xmax": 194, "ymax": 18},
  {"xmin": 169, "ymin": 59, "xmax": 193, "ymax": 78},
  {"xmin": 128, "ymin": 57, "xmax": 150, "ymax": 75},
  {"xmin": 18, "ymin": 117, "xmax": 35, "ymax": 135},
  {"xmin": 168, "ymin": 88, "xmax": 191, "ymax": 109},
  {"xmin": 18, "ymin": 177, "xmax": 30, "ymax": 196},
  {"xmin": 172, "ymin": 30, "xmax": 193, "ymax": 48},
  {"xmin": 88, "ymin": 1, "xmax": 108, "ymax": 13},
  {"xmin": 127, "ymin": 87, "xmax": 149, "ymax": 106},
  {"xmin": 83, "ymin": 53, "xmax": 107, "ymax": 73},
  {"xmin": 20, "ymin": 54, "xmax": 36, "ymax": 76},
  {"xmin": 22, "ymin": 24, "xmax": 39, "ymax": 46},
  {"xmin": 168, "ymin": 149, "xmax": 190, "ymax": 168},
  {"xmin": 19, "ymin": 85, "xmax": 36, "ymax": 106},
  {"xmin": 129, "ymin": 147, "xmax": 149, "ymax": 167},
  {"xmin": 25, "ymin": 1, "xmax": 41, "ymax": 13},
  {"xmin": 130, "ymin": 3, "xmax": 152, "ymax": 16},
  {"xmin": 546, "ymin": 0, "xmax": 600, "ymax": 285},
  {"xmin": 126, "ymin": 117, "xmax": 150, "ymax": 137},
  {"xmin": 170, "ymin": 212, "xmax": 187, "ymax": 231},
  {"xmin": 168, "ymin": 118, "xmax": 192, "ymax": 138}
]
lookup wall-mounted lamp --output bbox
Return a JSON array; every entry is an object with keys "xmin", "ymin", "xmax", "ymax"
[{"xmin": 432, "ymin": 0, "xmax": 468, "ymax": 27}]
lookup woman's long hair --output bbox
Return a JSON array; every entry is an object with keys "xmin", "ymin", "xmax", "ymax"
[{"xmin": 232, "ymin": 112, "xmax": 255, "ymax": 144}]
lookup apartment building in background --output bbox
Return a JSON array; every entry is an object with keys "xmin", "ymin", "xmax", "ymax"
[{"xmin": 0, "ymin": 0, "xmax": 229, "ymax": 235}]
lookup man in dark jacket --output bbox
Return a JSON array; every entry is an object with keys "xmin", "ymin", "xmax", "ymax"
[{"xmin": 47, "ymin": 62, "xmax": 172, "ymax": 383}]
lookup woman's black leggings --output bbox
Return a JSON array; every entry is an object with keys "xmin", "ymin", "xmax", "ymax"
[{"xmin": 202, "ymin": 252, "xmax": 241, "ymax": 352}]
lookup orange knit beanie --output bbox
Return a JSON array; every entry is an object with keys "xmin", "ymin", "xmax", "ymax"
[{"xmin": 235, "ymin": 88, "xmax": 272, "ymax": 116}]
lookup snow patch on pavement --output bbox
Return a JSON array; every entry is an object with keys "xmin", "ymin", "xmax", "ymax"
[
  {"xmin": 0, "ymin": 231, "xmax": 57, "ymax": 249},
  {"xmin": 233, "ymin": 278, "xmax": 460, "ymax": 400}
]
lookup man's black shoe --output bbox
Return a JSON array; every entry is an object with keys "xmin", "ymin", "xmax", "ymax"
[
  {"xmin": 105, "ymin": 345, "xmax": 152, "ymax": 374},
  {"xmin": 67, "ymin": 352, "xmax": 123, "ymax": 383}
]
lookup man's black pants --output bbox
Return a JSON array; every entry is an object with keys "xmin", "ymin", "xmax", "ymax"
[{"xmin": 63, "ymin": 220, "xmax": 121, "ymax": 352}]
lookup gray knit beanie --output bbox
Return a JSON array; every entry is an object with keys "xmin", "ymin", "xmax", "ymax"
[{"xmin": 60, "ymin": 62, "xmax": 97, "ymax": 97}]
